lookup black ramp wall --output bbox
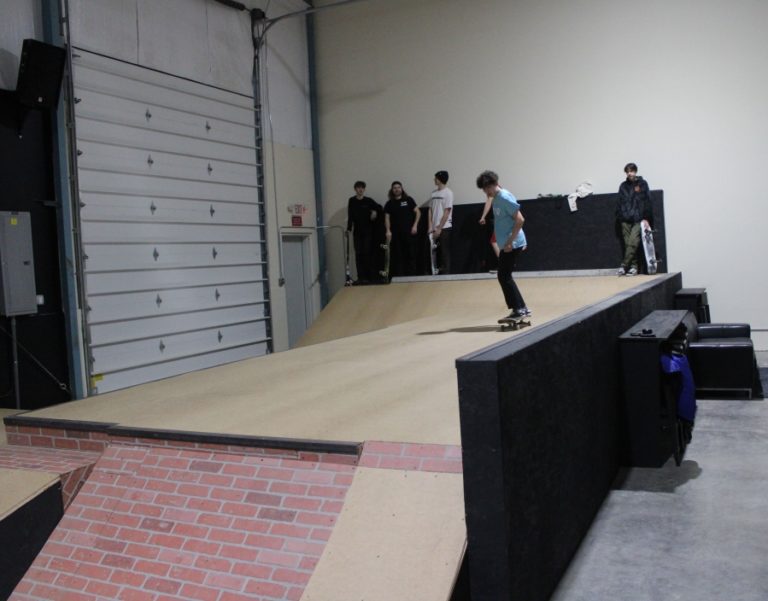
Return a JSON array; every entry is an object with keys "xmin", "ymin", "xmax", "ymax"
[
  {"xmin": 0, "ymin": 482, "xmax": 64, "ymax": 599},
  {"xmin": 450, "ymin": 191, "xmax": 666, "ymax": 274},
  {"xmin": 456, "ymin": 272, "xmax": 682, "ymax": 601}
]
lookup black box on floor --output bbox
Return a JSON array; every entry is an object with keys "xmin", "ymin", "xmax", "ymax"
[{"xmin": 675, "ymin": 287, "xmax": 710, "ymax": 323}]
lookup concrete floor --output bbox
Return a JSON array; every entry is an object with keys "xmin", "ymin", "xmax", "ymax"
[{"xmin": 551, "ymin": 351, "xmax": 768, "ymax": 601}]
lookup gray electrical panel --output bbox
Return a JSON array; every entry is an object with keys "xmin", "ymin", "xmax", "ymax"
[{"xmin": 0, "ymin": 211, "xmax": 38, "ymax": 316}]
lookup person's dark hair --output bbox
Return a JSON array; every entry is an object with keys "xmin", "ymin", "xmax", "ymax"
[
  {"xmin": 435, "ymin": 170, "xmax": 449, "ymax": 184},
  {"xmin": 354, "ymin": 180, "xmax": 366, "ymax": 189},
  {"xmin": 389, "ymin": 181, "xmax": 405, "ymax": 200},
  {"xmin": 624, "ymin": 163, "xmax": 638, "ymax": 174},
  {"xmin": 476, "ymin": 170, "xmax": 499, "ymax": 189}
]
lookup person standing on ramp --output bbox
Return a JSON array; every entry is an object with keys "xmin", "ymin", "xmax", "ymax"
[
  {"xmin": 346, "ymin": 180, "xmax": 382, "ymax": 284},
  {"xmin": 476, "ymin": 170, "xmax": 531, "ymax": 320},
  {"xmin": 428, "ymin": 170, "xmax": 454, "ymax": 274},
  {"xmin": 384, "ymin": 181, "xmax": 421, "ymax": 277},
  {"xmin": 615, "ymin": 162, "xmax": 653, "ymax": 276}
]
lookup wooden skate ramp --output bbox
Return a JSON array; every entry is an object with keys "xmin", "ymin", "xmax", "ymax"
[
  {"xmin": 18, "ymin": 276, "xmax": 653, "ymax": 446},
  {"xmin": 5, "ymin": 275, "xmax": 666, "ymax": 601},
  {"xmin": 296, "ymin": 279, "xmax": 500, "ymax": 346},
  {"xmin": 0, "ymin": 469, "xmax": 59, "ymax": 521},
  {"xmin": 301, "ymin": 467, "xmax": 466, "ymax": 601},
  {"xmin": 298, "ymin": 276, "xmax": 654, "ymax": 347}
]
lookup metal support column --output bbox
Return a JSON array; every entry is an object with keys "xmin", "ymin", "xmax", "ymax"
[{"xmin": 41, "ymin": 0, "xmax": 88, "ymax": 397}]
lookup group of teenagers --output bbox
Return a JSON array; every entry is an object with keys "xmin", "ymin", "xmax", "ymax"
[
  {"xmin": 346, "ymin": 171, "xmax": 455, "ymax": 283},
  {"xmin": 347, "ymin": 164, "xmax": 653, "ymax": 323}
]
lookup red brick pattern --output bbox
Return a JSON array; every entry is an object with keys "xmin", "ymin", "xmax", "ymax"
[
  {"xmin": 0, "ymin": 445, "xmax": 101, "ymax": 508},
  {"xmin": 5, "ymin": 425, "xmax": 110, "ymax": 453},
  {"xmin": 359, "ymin": 441, "xmax": 463, "ymax": 473},
  {"xmin": 109, "ymin": 436, "xmax": 359, "ymax": 467},
  {"xmin": 10, "ymin": 441, "xmax": 356, "ymax": 601}
]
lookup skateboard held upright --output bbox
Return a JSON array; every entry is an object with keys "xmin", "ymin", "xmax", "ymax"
[
  {"xmin": 343, "ymin": 230, "xmax": 353, "ymax": 286},
  {"xmin": 428, "ymin": 233, "xmax": 439, "ymax": 275},
  {"xmin": 641, "ymin": 226, "xmax": 660, "ymax": 275},
  {"xmin": 379, "ymin": 242, "xmax": 390, "ymax": 281}
]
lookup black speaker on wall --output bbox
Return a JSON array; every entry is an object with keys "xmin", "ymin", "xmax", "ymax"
[{"xmin": 16, "ymin": 39, "xmax": 66, "ymax": 110}]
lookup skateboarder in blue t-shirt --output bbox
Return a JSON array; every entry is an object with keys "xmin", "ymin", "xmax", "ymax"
[{"xmin": 476, "ymin": 170, "xmax": 530, "ymax": 320}]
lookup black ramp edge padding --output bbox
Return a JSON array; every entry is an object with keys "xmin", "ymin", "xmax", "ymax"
[
  {"xmin": 3, "ymin": 414, "xmax": 362, "ymax": 456},
  {"xmin": 457, "ymin": 272, "xmax": 682, "ymax": 601},
  {"xmin": 107, "ymin": 426, "xmax": 362, "ymax": 456},
  {"xmin": 0, "ymin": 481, "xmax": 64, "ymax": 600},
  {"xmin": 3, "ymin": 415, "xmax": 116, "ymax": 432}
]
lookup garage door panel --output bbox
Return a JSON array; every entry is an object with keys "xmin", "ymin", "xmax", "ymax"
[
  {"xmin": 86, "ymin": 265, "xmax": 265, "ymax": 295},
  {"xmin": 76, "ymin": 118, "xmax": 256, "ymax": 165},
  {"xmin": 87, "ymin": 282, "xmax": 266, "ymax": 324},
  {"xmin": 92, "ymin": 343, "xmax": 269, "ymax": 394},
  {"xmin": 74, "ymin": 88, "xmax": 255, "ymax": 146},
  {"xmin": 91, "ymin": 320, "xmax": 269, "ymax": 374},
  {"xmin": 82, "ymin": 222, "xmax": 261, "ymax": 244},
  {"xmin": 83, "ymin": 242, "xmax": 264, "ymax": 272},
  {"xmin": 78, "ymin": 169, "xmax": 259, "ymax": 204},
  {"xmin": 77, "ymin": 141, "xmax": 259, "ymax": 187},
  {"xmin": 73, "ymin": 58, "xmax": 254, "ymax": 124},
  {"xmin": 80, "ymin": 193, "xmax": 261, "ymax": 225},
  {"xmin": 89, "ymin": 305, "xmax": 268, "ymax": 346}
]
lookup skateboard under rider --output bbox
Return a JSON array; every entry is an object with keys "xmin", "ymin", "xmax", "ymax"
[{"xmin": 497, "ymin": 314, "xmax": 532, "ymax": 331}]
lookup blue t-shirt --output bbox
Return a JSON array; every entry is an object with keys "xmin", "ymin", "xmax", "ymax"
[{"xmin": 493, "ymin": 189, "xmax": 527, "ymax": 249}]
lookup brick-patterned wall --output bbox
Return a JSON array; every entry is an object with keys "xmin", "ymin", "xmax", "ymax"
[
  {"xmin": 10, "ymin": 441, "xmax": 357, "ymax": 601},
  {"xmin": 5, "ymin": 425, "xmax": 110, "ymax": 453},
  {"xmin": 0, "ymin": 445, "xmax": 101, "ymax": 508},
  {"xmin": 359, "ymin": 441, "xmax": 463, "ymax": 473}
]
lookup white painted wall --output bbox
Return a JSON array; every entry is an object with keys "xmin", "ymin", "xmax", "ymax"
[
  {"xmin": 255, "ymin": 0, "xmax": 320, "ymax": 352},
  {"xmin": 313, "ymin": 0, "xmax": 768, "ymax": 348},
  {"xmin": 263, "ymin": 143, "xmax": 320, "ymax": 351},
  {"xmin": 0, "ymin": 0, "xmax": 41, "ymax": 89},
  {"xmin": 258, "ymin": 0, "xmax": 313, "ymax": 149}
]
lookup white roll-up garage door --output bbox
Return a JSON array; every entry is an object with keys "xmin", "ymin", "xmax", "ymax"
[{"xmin": 72, "ymin": 50, "xmax": 270, "ymax": 394}]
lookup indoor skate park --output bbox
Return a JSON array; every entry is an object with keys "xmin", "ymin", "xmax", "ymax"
[{"xmin": 2, "ymin": 1, "xmax": 768, "ymax": 601}]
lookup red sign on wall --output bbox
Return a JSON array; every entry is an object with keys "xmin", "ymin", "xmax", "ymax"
[{"xmin": 291, "ymin": 215, "xmax": 302, "ymax": 227}]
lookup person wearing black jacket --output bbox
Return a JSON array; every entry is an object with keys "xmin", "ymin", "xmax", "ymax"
[
  {"xmin": 347, "ymin": 181, "xmax": 382, "ymax": 284},
  {"xmin": 616, "ymin": 162, "xmax": 653, "ymax": 276}
]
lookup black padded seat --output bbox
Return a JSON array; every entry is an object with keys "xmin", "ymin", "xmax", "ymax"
[{"xmin": 681, "ymin": 313, "xmax": 762, "ymax": 399}]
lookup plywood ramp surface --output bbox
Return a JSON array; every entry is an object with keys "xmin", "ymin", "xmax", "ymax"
[
  {"xmin": 0, "ymin": 468, "xmax": 58, "ymax": 520},
  {"xmin": 24, "ymin": 276, "xmax": 653, "ymax": 445},
  {"xmin": 301, "ymin": 467, "xmax": 466, "ymax": 601},
  {"xmin": 298, "ymin": 279, "xmax": 501, "ymax": 346}
]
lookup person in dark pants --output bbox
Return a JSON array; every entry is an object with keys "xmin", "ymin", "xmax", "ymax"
[
  {"xmin": 428, "ymin": 170, "xmax": 454, "ymax": 274},
  {"xmin": 384, "ymin": 181, "xmax": 420, "ymax": 277},
  {"xmin": 616, "ymin": 162, "xmax": 653, "ymax": 276},
  {"xmin": 476, "ymin": 170, "xmax": 530, "ymax": 318},
  {"xmin": 346, "ymin": 180, "xmax": 382, "ymax": 284}
]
